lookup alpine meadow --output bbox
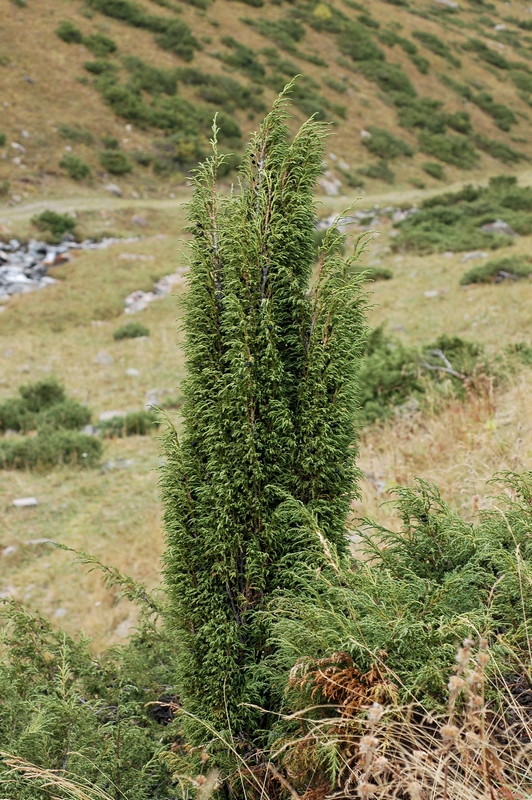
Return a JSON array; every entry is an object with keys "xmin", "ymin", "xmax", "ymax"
[{"xmin": 2, "ymin": 0, "xmax": 532, "ymax": 797}]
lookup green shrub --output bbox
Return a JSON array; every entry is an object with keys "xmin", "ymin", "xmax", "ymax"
[
  {"xmin": 99, "ymin": 149, "xmax": 132, "ymax": 174},
  {"xmin": 84, "ymin": 32, "xmax": 117, "ymax": 56},
  {"xmin": 154, "ymin": 20, "xmax": 199, "ymax": 61},
  {"xmin": 396, "ymin": 96, "xmax": 447, "ymax": 133},
  {"xmin": 472, "ymin": 91, "xmax": 517, "ymax": 131},
  {"xmin": 360, "ymin": 61, "xmax": 415, "ymax": 95},
  {"xmin": 18, "ymin": 378, "xmax": 66, "ymax": 412},
  {"xmin": 464, "ymin": 37, "xmax": 509, "ymax": 68},
  {"xmin": 131, "ymin": 150, "xmax": 153, "ymax": 166},
  {"xmin": 219, "ymin": 36, "xmax": 265, "ymax": 80},
  {"xmin": 510, "ymin": 69, "xmax": 532, "ymax": 93},
  {"xmin": 113, "ymin": 321, "xmax": 150, "ymax": 339},
  {"xmin": 0, "ymin": 180, "xmax": 9, "ymax": 197},
  {"xmin": 418, "ymin": 130, "xmax": 479, "ymax": 168},
  {"xmin": 99, "ymin": 409, "xmax": 159, "ymax": 437},
  {"xmin": 422, "ymin": 161, "xmax": 446, "ymax": 179},
  {"xmin": 37, "ymin": 399, "xmax": 92, "ymax": 431},
  {"xmin": 101, "ymin": 134, "xmax": 119, "ymax": 149},
  {"xmin": 0, "ymin": 133, "xmax": 6, "ymax": 146},
  {"xmin": 473, "ymin": 133, "xmax": 525, "ymax": 164},
  {"xmin": 31, "ymin": 211, "xmax": 77, "ymax": 242},
  {"xmin": 446, "ymin": 110, "xmax": 472, "ymax": 134},
  {"xmin": 460, "ymin": 255, "xmax": 532, "ymax": 285},
  {"xmin": 0, "ymin": 429, "xmax": 102, "ymax": 470},
  {"xmin": 413, "ymin": 30, "xmax": 461, "ymax": 66},
  {"xmin": 84, "ymin": 58, "xmax": 118, "ymax": 74},
  {"xmin": 59, "ymin": 154, "xmax": 92, "ymax": 181},
  {"xmin": 358, "ymin": 159, "xmax": 395, "ymax": 183},
  {"xmin": 123, "ymin": 55, "xmax": 178, "ymax": 95},
  {"xmin": 410, "ymin": 53, "xmax": 430, "ymax": 73},
  {"xmin": 362, "ymin": 126, "xmax": 414, "ymax": 159},
  {"xmin": 351, "ymin": 265, "xmax": 394, "ymax": 281},
  {"xmin": 58, "ymin": 124, "xmax": 94, "ymax": 145},
  {"xmin": 0, "ymin": 398, "xmax": 35, "ymax": 433},
  {"xmin": 55, "ymin": 20, "xmax": 83, "ymax": 44}
]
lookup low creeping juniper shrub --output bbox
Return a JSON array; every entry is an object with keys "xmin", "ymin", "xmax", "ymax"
[
  {"xmin": 55, "ymin": 20, "xmax": 83, "ymax": 43},
  {"xmin": 58, "ymin": 124, "xmax": 95, "ymax": 145},
  {"xmin": 394, "ymin": 174, "xmax": 532, "ymax": 253},
  {"xmin": 113, "ymin": 320, "xmax": 150, "ymax": 339},
  {"xmin": 460, "ymin": 255, "xmax": 532, "ymax": 285},
  {"xmin": 99, "ymin": 409, "xmax": 159, "ymax": 437},
  {"xmin": 362, "ymin": 126, "xmax": 414, "ymax": 159},
  {"xmin": 84, "ymin": 32, "xmax": 117, "ymax": 56},
  {"xmin": 32, "ymin": 211, "xmax": 77, "ymax": 243},
  {"xmin": 271, "ymin": 472, "xmax": 532, "ymax": 715},
  {"xmin": 422, "ymin": 160, "xmax": 446, "ymax": 179},
  {"xmin": 99, "ymin": 149, "xmax": 132, "ymax": 174},
  {"xmin": 418, "ymin": 130, "xmax": 479, "ymax": 168},
  {"xmin": 37, "ymin": 399, "xmax": 92, "ymax": 431},
  {"xmin": 0, "ymin": 429, "xmax": 102, "ymax": 470},
  {"xmin": 59, "ymin": 154, "xmax": 92, "ymax": 181}
]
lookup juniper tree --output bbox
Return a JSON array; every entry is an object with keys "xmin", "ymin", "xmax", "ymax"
[{"xmin": 161, "ymin": 87, "xmax": 367, "ymax": 746}]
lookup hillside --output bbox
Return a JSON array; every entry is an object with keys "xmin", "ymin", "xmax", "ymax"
[{"xmin": 3, "ymin": 0, "xmax": 532, "ymax": 201}]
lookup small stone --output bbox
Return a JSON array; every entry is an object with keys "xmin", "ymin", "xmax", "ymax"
[
  {"xmin": 131, "ymin": 214, "xmax": 147, "ymax": 227},
  {"xmin": 82, "ymin": 424, "xmax": 99, "ymax": 435},
  {"xmin": 115, "ymin": 616, "xmax": 134, "ymax": 637},
  {"xmin": 94, "ymin": 351, "xmax": 114, "ymax": 366},
  {"xmin": 424, "ymin": 289, "xmax": 439, "ymax": 298},
  {"xmin": 12, "ymin": 497, "xmax": 38, "ymax": 508},
  {"xmin": 54, "ymin": 608, "xmax": 68, "ymax": 618},
  {"xmin": 480, "ymin": 219, "xmax": 518, "ymax": 236},
  {"xmin": 21, "ymin": 129, "xmax": 30, "ymax": 138},
  {"xmin": 105, "ymin": 183, "xmax": 122, "ymax": 197},
  {"xmin": 125, "ymin": 367, "xmax": 140, "ymax": 377},
  {"xmin": 2, "ymin": 545, "xmax": 18, "ymax": 557},
  {"xmin": 101, "ymin": 458, "xmax": 134, "ymax": 472}
]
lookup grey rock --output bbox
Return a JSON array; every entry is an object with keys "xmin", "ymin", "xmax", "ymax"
[
  {"xmin": 125, "ymin": 367, "xmax": 140, "ymax": 377},
  {"xmin": 461, "ymin": 251, "xmax": 488, "ymax": 263},
  {"xmin": 54, "ymin": 608, "xmax": 68, "ymax": 618},
  {"xmin": 480, "ymin": 219, "xmax": 518, "ymax": 236},
  {"xmin": 131, "ymin": 214, "xmax": 147, "ymax": 227},
  {"xmin": 94, "ymin": 351, "xmax": 114, "ymax": 366},
  {"xmin": 82, "ymin": 424, "xmax": 99, "ymax": 436},
  {"xmin": 101, "ymin": 458, "xmax": 134, "ymax": 472},
  {"xmin": 105, "ymin": 183, "xmax": 122, "ymax": 197},
  {"xmin": 2, "ymin": 545, "xmax": 18, "ymax": 557}
]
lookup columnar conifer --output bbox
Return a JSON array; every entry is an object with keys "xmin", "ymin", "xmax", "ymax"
[{"xmin": 161, "ymin": 87, "xmax": 366, "ymax": 745}]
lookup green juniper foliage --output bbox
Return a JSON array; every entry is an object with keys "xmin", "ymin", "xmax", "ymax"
[{"xmin": 161, "ymin": 87, "xmax": 366, "ymax": 744}]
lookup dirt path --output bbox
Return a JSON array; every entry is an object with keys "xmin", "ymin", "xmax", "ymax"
[{"xmin": 2, "ymin": 167, "xmax": 532, "ymax": 225}]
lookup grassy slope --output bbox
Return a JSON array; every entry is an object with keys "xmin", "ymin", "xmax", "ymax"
[{"xmin": 2, "ymin": 0, "xmax": 532, "ymax": 201}]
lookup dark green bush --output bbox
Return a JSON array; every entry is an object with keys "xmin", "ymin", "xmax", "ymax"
[
  {"xmin": 464, "ymin": 37, "xmax": 509, "ymax": 68},
  {"xmin": 358, "ymin": 159, "xmax": 395, "ymax": 183},
  {"xmin": 31, "ymin": 211, "xmax": 77, "ymax": 242},
  {"xmin": 446, "ymin": 110, "xmax": 472, "ymax": 134},
  {"xmin": 410, "ymin": 53, "xmax": 430, "ymax": 73},
  {"xmin": 422, "ymin": 161, "xmax": 446, "ymax": 179},
  {"xmin": 362, "ymin": 126, "xmax": 414, "ymax": 159},
  {"xmin": 418, "ymin": 130, "xmax": 479, "ymax": 168},
  {"xmin": 218, "ymin": 36, "xmax": 265, "ymax": 80},
  {"xmin": 84, "ymin": 32, "xmax": 117, "ymax": 56},
  {"xmin": 59, "ymin": 154, "xmax": 92, "ymax": 181},
  {"xmin": 123, "ymin": 55, "xmax": 178, "ymax": 95},
  {"xmin": 413, "ymin": 30, "xmax": 461, "ymax": 66},
  {"xmin": 154, "ymin": 20, "xmax": 199, "ymax": 61},
  {"xmin": 84, "ymin": 58, "xmax": 118, "ymax": 74},
  {"xmin": 473, "ymin": 133, "xmax": 525, "ymax": 164},
  {"xmin": 99, "ymin": 409, "xmax": 159, "ymax": 437},
  {"xmin": 58, "ymin": 124, "xmax": 94, "ymax": 145},
  {"xmin": 0, "ymin": 429, "xmax": 102, "ymax": 470},
  {"xmin": 472, "ymin": 91, "xmax": 517, "ymax": 131},
  {"xmin": 360, "ymin": 61, "xmax": 416, "ymax": 95},
  {"xmin": 396, "ymin": 96, "xmax": 447, "ymax": 133},
  {"xmin": 37, "ymin": 399, "xmax": 92, "ymax": 431},
  {"xmin": 0, "ymin": 133, "xmax": 7, "ymax": 146},
  {"xmin": 0, "ymin": 398, "xmax": 35, "ymax": 433},
  {"xmin": 18, "ymin": 378, "xmax": 66, "ymax": 412},
  {"xmin": 351, "ymin": 265, "xmax": 394, "ymax": 281},
  {"xmin": 55, "ymin": 20, "xmax": 83, "ymax": 44},
  {"xmin": 101, "ymin": 134, "xmax": 120, "ymax": 149},
  {"xmin": 113, "ymin": 321, "xmax": 150, "ymax": 339},
  {"xmin": 99, "ymin": 149, "xmax": 132, "ymax": 174},
  {"xmin": 460, "ymin": 255, "xmax": 532, "ymax": 285}
]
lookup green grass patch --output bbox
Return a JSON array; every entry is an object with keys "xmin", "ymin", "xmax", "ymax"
[
  {"xmin": 58, "ymin": 124, "xmax": 95, "ymax": 145},
  {"xmin": 99, "ymin": 409, "xmax": 160, "ymax": 437},
  {"xmin": 113, "ymin": 321, "xmax": 150, "ymax": 339},
  {"xmin": 422, "ymin": 161, "xmax": 446, "ymax": 179}
]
